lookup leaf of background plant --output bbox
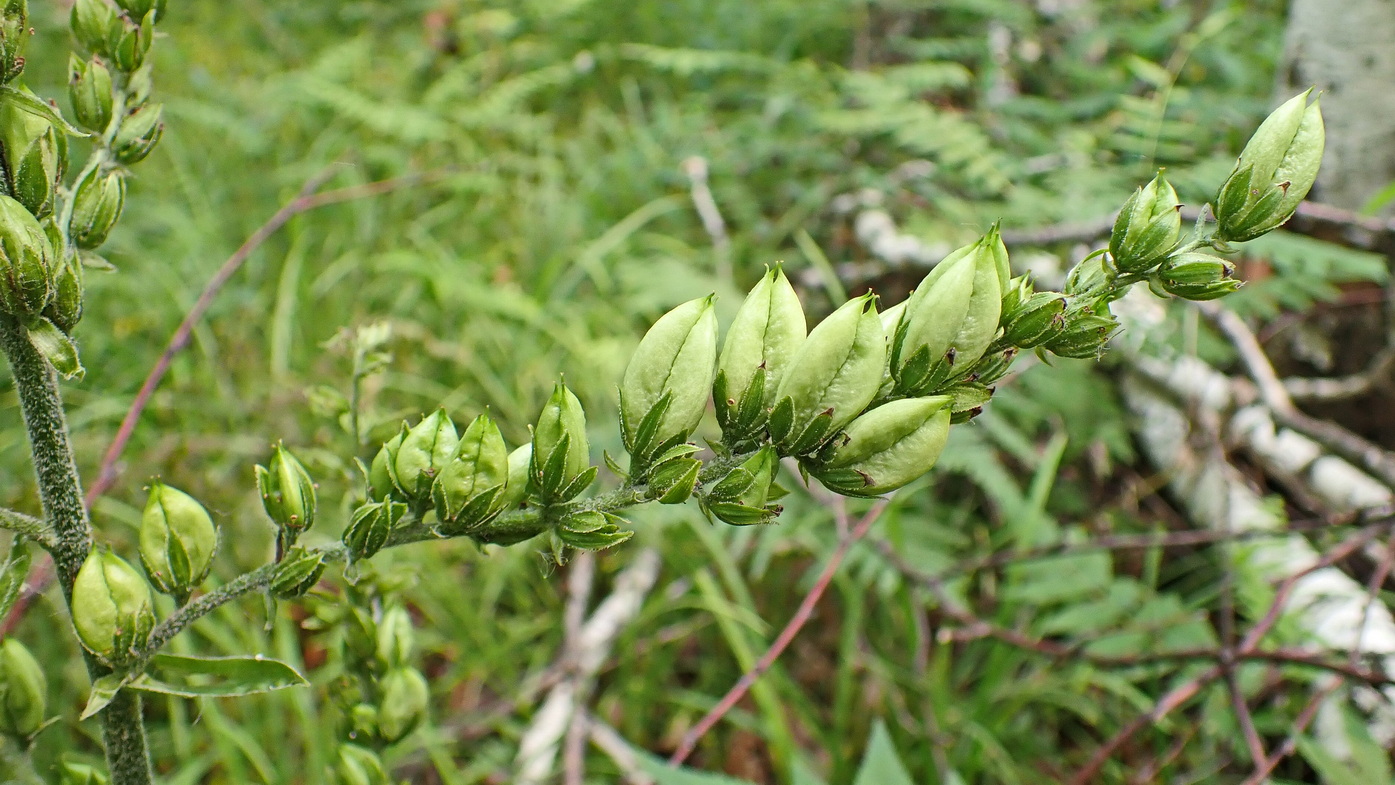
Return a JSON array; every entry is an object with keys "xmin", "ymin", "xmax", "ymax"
[
  {"xmin": 852, "ymin": 721, "xmax": 915, "ymax": 785},
  {"xmin": 127, "ymin": 653, "xmax": 308, "ymax": 699},
  {"xmin": 637, "ymin": 752, "xmax": 759, "ymax": 785}
]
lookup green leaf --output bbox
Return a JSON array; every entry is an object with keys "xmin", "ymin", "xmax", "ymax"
[
  {"xmin": 0, "ymin": 86, "xmax": 89, "ymax": 136},
  {"xmin": 127, "ymin": 653, "xmax": 308, "ymax": 699},
  {"xmin": 0, "ymin": 539, "xmax": 31, "ymax": 621},
  {"xmin": 852, "ymin": 721, "xmax": 914, "ymax": 785},
  {"xmin": 637, "ymin": 752, "xmax": 759, "ymax": 785},
  {"xmin": 27, "ymin": 317, "xmax": 84, "ymax": 380},
  {"xmin": 82, "ymin": 674, "xmax": 129, "ymax": 719}
]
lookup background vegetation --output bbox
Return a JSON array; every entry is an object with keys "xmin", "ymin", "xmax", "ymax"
[{"xmin": 2, "ymin": 0, "xmax": 1390, "ymax": 782}]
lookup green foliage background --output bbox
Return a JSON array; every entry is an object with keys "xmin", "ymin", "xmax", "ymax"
[{"xmin": 1, "ymin": 0, "xmax": 1386, "ymax": 782}]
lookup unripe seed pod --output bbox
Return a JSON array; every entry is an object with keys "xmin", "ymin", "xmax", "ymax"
[
  {"xmin": 59, "ymin": 762, "xmax": 110, "ymax": 785},
  {"xmin": 114, "ymin": 0, "xmax": 167, "ymax": 21},
  {"xmin": 69, "ymin": 56, "xmax": 113, "ymax": 133},
  {"xmin": 1216, "ymin": 91, "xmax": 1324, "ymax": 243},
  {"xmin": 431, "ymin": 413, "xmax": 508, "ymax": 529},
  {"xmin": 770, "ymin": 293, "xmax": 884, "ymax": 455},
  {"xmin": 891, "ymin": 230, "xmax": 1003, "ymax": 394},
  {"xmin": 72, "ymin": 549, "xmax": 155, "ymax": 662},
  {"xmin": 110, "ymin": 11, "xmax": 153, "ymax": 73},
  {"xmin": 1109, "ymin": 173, "xmax": 1181, "ymax": 273},
  {"xmin": 620, "ymin": 295, "xmax": 718, "ymax": 462},
  {"xmin": 139, "ymin": 481, "xmax": 217, "ymax": 598},
  {"xmin": 268, "ymin": 547, "xmax": 326, "ymax": 599},
  {"xmin": 393, "ymin": 409, "xmax": 458, "ymax": 501},
  {"xmin": 69, "ymin": 168, "xmax": 125, "ymax": 249},
  {"xmin": 1154, "ymin": 252, "xmax": 1241, "ymax": 301},
  {"xmin": 367, "ymin": 430, "xmax": 404, "ymax": 502},
  {"xmin": 71, "ymin": 0, "xmax": 119, "ymax": 59},
  {"xmin": 0, "ymin": 0, "xmax": 28, "ymax": 84},
  {"xmin": 531, "ymin": 382, "xmax": 591, "ymax": 499},
  {"xmin": 1043, "ymin": 306, "xmax": 1119, "ymax": 360},
  {"xmin": 375, "ymin": 606, "xmax": 415, "ymax": 669},
  {"xmin": 348, "ymin": 702, "xmax": 378, "ymax": 739},
  {"xmin": 111, "ymin": 103, "xmax": 163, "ymax": 165},
  {"xmin": 0, "ymin": 96, "xmax": 65, "ymax": 218},
  {"xmin": 342, "ymin": 500, "xmax": 404, "ymax": 563},
  {"xmin": 377, "ymin": 666, "xmax": 429, "ymax": 743},
  {"xmin": 965, "ymin": 347, "xmax": 1017, "ymax": 386},
  {"xmin": 255, "ymin": 443, "xmax": 317, "ymax": 549},
  {"xmin": 704, "ymin": 445, "xmax": 782, "ymax": 525},
  {"xmin": 809, "ymin": 396, "xmax": 952, "ymax": 496},
  {"xmin": 714, "ymin": 268, "xmax": 806, "ymax": 443},
  {"xmin": 0, "ymin": 193, "xmax": 55, "ymax": 317},
  {"xmin": 498, "ymin": 444, "xmax": 532, "ymax": 509},
  {"xmin": 0, "ymin": 638, "xmax": 45, "ymax": 738},
  {"xmin": 44, "ymin": 251, "xmax": 84, "ymax": 333},
  {"xmin": 335, "ymin": 743, "xmax": 389, "ymax": 785},
  {"xmin": 1001, "ymin": 291, "xmax": 1066, "ymax": 348}
]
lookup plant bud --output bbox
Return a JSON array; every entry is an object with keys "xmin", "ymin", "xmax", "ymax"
[
  {"xmin": 704, "ymin": 445, "xmax": 782, "ymax": 525},
  {"xmin": 0, "ymin": 638, "xmax": 45, "ymax": 738},
  {"xmin": 1215, "ymin": 91, "xmax": 1324, "ymax": 243},
  {"xmin": 645, "ymin": 451, "xmax": 701, "ymax": 504},
  {"xmin": 343, "ymin": 500, "xmax": 405, "ymax": 563},
  {"xmin": 68, "ymin": 56, "xmax": 113, "ymax": 133},
  {"xmin": 769, "ymin": 293, "xmax": 884, "ymax": 456},
  {"xmin": 69, "ymin": 168, "xmax": 125, "ymax": 249},
  {"xmin": 268, "ymin": 547, "xmax": 326, "ymax": 599},
  {"xmin": 393, "ymin": 409, "xmax": 457, "ymax": 502},
  {"xmin": 555, "ymin": 510, "xmax": 634, "ymax": 551},
  {"xmin": 377, "ymin": 666, "xmax": 428, "ymax": 743},
  {"xmin": 114, "ymin": 0, "xmax": 167, "ymax": 21},
  {"xmin": 111, "ymin": 103, "xmax": 162, "ymax": 165},
  {"xmin": 335, "ymin": 744, "xmax": 389, "ymax": 785},
  {"xmin": 71, "ymin": 0, "xmax": 119, "ymax": 58},
  {"xmin": 255, "ymin": 443, "xmax": 317, "ymax": 548},
  {"xmin": 620, "ymin": 295, "xmax": 717, "ymax": 465},
  {"xmin": 72, "ymin": 549, "xmax": 155, "ymax": 662},
  {"xmin": 431, "ymin": 413, "xmax": 508, "ymax": 530},
  {"xmin": 531, "ymin": 382, "xmax": 593, "ymax": 501},
  {"xmin": 713, "ymin": 268, "xmax": 806, "ymax": 444},
  {"xmin": 59, "ymin": 762, "xmax": 110, "ymax": 785},
  {"xmin": 1154, "ymin": 251, "xmax": 1241, "ymax": 301},
  {"xmin": 891, "ymin": 231, "xmax": 1003, "ymax": 395},
  {"xmin": 0, "ymin": 93, "xmax": 63, "ymax": 219},
  {"xmin": 809, "ymin": 396, "xmax": 952, "ymax": 496},
  {"xmin": 110, "ymin": 11, "xmax": 153, "ymax": 73},
  {"xmin": 498, "ymin": 444, "xmax": 532, "ymax": 509},
  {"xmin": 965, "ymin": 347, "xmax": 1017, "ymax": 386},
  {"xmin": 1109, "ymin": 173, "xmax": 1181, "ymax": 273},
  {"xmin": 375, "ymin": 606, "xmax": 414, "ymax": 669},
  {"xmin": 44, "ymin": 251, "xmax": 84, "ymax": 332},
  {"xmin": 0, "ymin": 192, "xmax": 54, "ymax": 317},
  {"xmin": 0, "ymin": 0, "xmax": 27, "ymax": 84},
  {"xmin": 1001, "ymin": 291, "xmax": 1066, "ymax": 348},
  {"xmin": 139, "ymin": 481, "xmax": 217, "ymax": 599},
  {"xmin": 1042, "ymin": 305, "xmax": 1119, "ymax": 360},
  {"xmin": 367, "ymin": 430, "xmax": 404, "ymax": 502}
]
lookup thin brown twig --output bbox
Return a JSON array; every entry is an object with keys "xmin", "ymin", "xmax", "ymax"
[{"xmin": 667, "ymin": 499, "xmax": 889, "ymax": 766}]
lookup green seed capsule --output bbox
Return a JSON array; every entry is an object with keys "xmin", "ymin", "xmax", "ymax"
[
  {"xmin": 377, "ymin": 667, "xmax": 429, "ymax": 743},
  {"xmin": 1154, "ymin": 252, "xmax": 1242, "ymax": 301},
  {"xmin": 620, "ymin": 295, "xmax": 717, "ymax": 464},
  {"xmin": 771, "ymin": 293, "xmax": 885, "ymax": 455},
  {"xmin": 892, "ymin": 230, "xmax": 1003, "ymax": 394},
  {"xmin": 498, "ymin": 444, "xmax": 532, "ymax": 509},
  {"xmin": 255, "ymin": 443, "xmax": 317, "ymax": 547},
  {"xmin": 0, "ymin": 638, "xmax": 45, "ymax": 738},
  {"xmin": 1109, "ymin": 173, "xmax": 1181, "ymax": 273},
  {"xmin": 335, "ymin": 744, "xmax": 389, "ymax": 785},
  {"xmin": 70, "ymin": 0, "xmax": 119, "ymax": 59},
  {"xmin": 431, "ymin": 413, "xmax": 508, "ymax": 529},
  {"xmin": 714, "ymin": 268, "xmax": 806, "ymax": 444},
  {"xmin": 111, "ymin": 103, "xmax": 163, "ymax": 165},
  {"xmin": 376, "ymin": 606, "xmax": 415, "ymax": 670},
  {"xmin": 268, "ymin": 547, "xmax": 326, "ymax": 599},
  {"xmin": 0, "ymin": 95, "xmax": 65, "ymax": 218},
  {"xmin": 59, "ymin": 761, "xmax": 110, "ymax": 785},
  {"xmin": 0, "ymin": 193, "xmax": 55, "ymax": 318},
  {"xmin": 704, "ymin": 445, "xmax": 782, "ymax": 525},
  {"xmin": 72, "ymin": 549, "xmax": 155, "ymax": 662},
  {"xmin": 69, "ymin": 55, "xmax": 114, "ymax": 133},
  {"xmin": 342, "ymin": 500, "xmax": 404, "ymax": 563},
  {"xmin": 139, "ymin": 481, "xmax": 217, "ymax": 599},
  {"xmin": 114, "ymin": 0, "xmax": 167, "ymax": 21},
  {"xmin": 110, "ymin": 11, "xmax": 153, "ymax": 73},
  {"xmin": 0, "ymin": 0, "xmax": 27, "ymax": 84},
  {"xmin": 1215, "ymin": 91, "xmax": 1324, "ymax": 243},
  {"xmin": 69, "ymin": 168, "xmax": 125, "ymax": 249},
  {"xmin": 394, "ymin": 409, "xmax": 458, "ymax": 502},
  {"xmin": 531, "ymin": 382, "xmax": 592, "ymax": 500},
  {"xmin": 44, "ymin": 250, "xmax": 83, "ymax": 333},
  {"xmin": 1043, "ymin": 306, "xmax": 1119, "ymax": 360},
  {"xmin": 809, "ymin": 396, "xmax": 952, "ymax": 497},
  {"xmin": 1001, "ymin": 290, "xmax": 1066, "ymax": 348},
  {"xmin": 367, "ymin": 430, "xmax": 404, "ymax": 502}
]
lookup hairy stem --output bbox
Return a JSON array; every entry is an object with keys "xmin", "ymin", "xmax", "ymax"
[
  {"xmin": 0, "ymin": 317, "xmax": 153, "ymax": 785},
  {"xmin": 0, "ymin": 507, "xmax": 55, "ymax": 548}
]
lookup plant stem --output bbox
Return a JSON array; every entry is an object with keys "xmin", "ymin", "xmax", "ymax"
[
  {"xmin": 0, "ymin": 507, "xmax": 56, "ymax": 548},
  {"xmin": 0, "ymin": 317, "xmax": 154, "ymax": 785}
]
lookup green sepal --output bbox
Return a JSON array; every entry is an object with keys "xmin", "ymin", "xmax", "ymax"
[
  {"xmin": 268, "ymin": 547, "xmax": 327, "ymax": 599},
  {"xmin": 649, "ymin": 457, "xmax": 701, "ymax": 504},
  {"xmin": 26, "ymin": 316, "xmax": 83, "ymax": 379}
]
